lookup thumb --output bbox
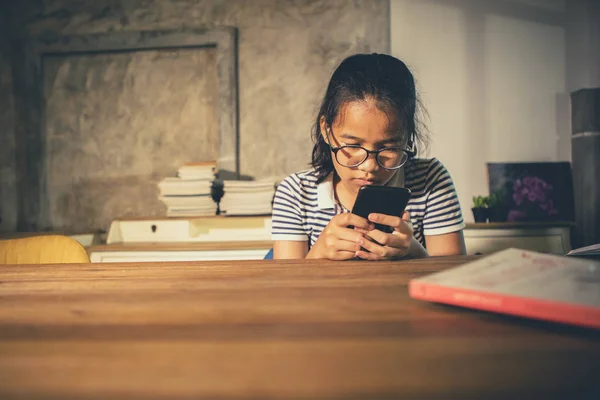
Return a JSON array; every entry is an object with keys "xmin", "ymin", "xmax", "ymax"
[{"xmin": 402, "ymin": 211, "xmax": 410, "ymax": 221}]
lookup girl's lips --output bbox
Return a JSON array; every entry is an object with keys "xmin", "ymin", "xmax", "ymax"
[{"xmin": 354, "ymin": 178, "xmax": 378, "ymax": 186}]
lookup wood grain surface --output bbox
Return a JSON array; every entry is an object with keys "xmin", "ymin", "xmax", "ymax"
[{"xmin": 1, "ymin": 256, "xmax": 599, "ymax": 400}]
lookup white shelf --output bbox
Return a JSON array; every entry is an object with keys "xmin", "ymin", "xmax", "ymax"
[
  {"xmin": 464, "ymin": 224, "xmax": 571, "ymax": 255},
  {"xmin": 90, "ymin": 248, "xmax": 271, "ymax": 263}
]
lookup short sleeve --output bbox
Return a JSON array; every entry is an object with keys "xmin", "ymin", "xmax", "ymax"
[
  {"xmin": 271, "ymin": 175, "xmax": 309, "ymax": 241},
  {"xmin": 422, "ymin": 159, "xmax": 466, "ymax": 236}
]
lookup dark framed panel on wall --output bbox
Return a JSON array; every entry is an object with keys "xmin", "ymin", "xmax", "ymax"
[
  {"xmin": 487, "ymin": 162, "xmax": 575, "ymax": 223},
  {"xmin": 13, "ymin": 28, "xmax": 239, "ymax": 231}
]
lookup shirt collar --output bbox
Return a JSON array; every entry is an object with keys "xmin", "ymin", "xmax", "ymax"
[
  {"xmin": 316, "ymin": 168, "xmax": 405, "ymax": 210},
  {"xmin": 317, "ymin": 173, "xmax": 336, "ymax": 209}
]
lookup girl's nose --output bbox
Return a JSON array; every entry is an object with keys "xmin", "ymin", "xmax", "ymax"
[{"xmin": 358, "ymin": 153, "xmax": 379, "ymax": 173}]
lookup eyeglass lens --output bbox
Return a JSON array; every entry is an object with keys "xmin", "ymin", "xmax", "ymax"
[{"xmin": 336, "ymin": 146, "xmax": 408, "ymax": 169}]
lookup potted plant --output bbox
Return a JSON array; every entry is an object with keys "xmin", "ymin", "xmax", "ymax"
[
  {"xmin": 471, "ymin": 195, "xmax": 490, "ymax": 223},
  {"xmin": 486, "ymin": 193, "xmax": 503, "ymax": 222}
]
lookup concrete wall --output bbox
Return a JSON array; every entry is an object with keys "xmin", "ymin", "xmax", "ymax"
[
  {"xmin": 1, "ymin": 0, "xmax": 389, "ymax": 233},
  {"xmin": 42, "ymin": 47, "xmax": 220, "ymax": 232}
]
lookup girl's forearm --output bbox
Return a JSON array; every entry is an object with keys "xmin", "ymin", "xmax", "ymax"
[{"xmin": 407, "ymin": 236, "xmax": 429, "ymax": 259}]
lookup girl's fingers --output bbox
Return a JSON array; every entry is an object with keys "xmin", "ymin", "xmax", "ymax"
[
  {"xmin": 368, "ymin": 213, "xmax": 413, "ymax": 236},
  {"xmin": 356, "ymin": 242, "xmax": 405, "ymax": 260},
  {"xmin": 368, "ymin": 213, "xmax": 401, "ymax": 230},
  {"xmin": 358, "ymin": 236, "xmax": 388, "ymax": 257},
  {"xmin": 335, "ymin": 213, "xmax": 375, "ymax": 231},
  {"xmin": 355, "ymin": 250, "xmax": 380, "ymax": 260},
  {"xmin": 320, "ymin": 231, "xmax": 364, "ymax": 258},
  {"xmin": 331, "ymin": 250, "xmax": 360, "ymax": 261},
  {"xmin": 364, "ymin": 229, "xmax": 408, "ymax": 249},
  {"xmin": 359, "ymin": 230, "xmax": 411, "ymax": 260},
  {"xmin": 330, "ymin": 238, "xmax": 362, "ymax": 254},
  {"xmin": 331, "ymin": 226, "xmax": 367, "ymax": 244}
]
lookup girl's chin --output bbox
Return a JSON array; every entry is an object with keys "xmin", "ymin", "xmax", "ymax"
[{"xmin": 337, "ymin": 179, "xmax": 361, "ymax": 194}]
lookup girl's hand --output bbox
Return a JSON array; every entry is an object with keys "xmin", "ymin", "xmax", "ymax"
[
  {"xmin": 355, "ymin": 211, "xmax": 413, "ymax": 260},
  {"xmin": 307, "ymin": 213, "xmax": 374, "ymax": 260}
]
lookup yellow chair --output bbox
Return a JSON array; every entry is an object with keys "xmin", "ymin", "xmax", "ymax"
[{"xmin": 0, "ymin": 235, "xmax": 90, "ymax": 264}]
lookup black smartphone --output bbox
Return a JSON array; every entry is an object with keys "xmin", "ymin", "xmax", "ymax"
[{"xmin": 351, "ymin": 186, "xmax": 412, "ymax": 233}]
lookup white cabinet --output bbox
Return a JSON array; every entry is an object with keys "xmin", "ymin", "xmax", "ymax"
[
  {"xmin": 463, "ymin": 223, "xmax": 572, "ymax": 255},
  {"xmin": 105, "ymin": 216, "xmax": 272, "ymax": 244},
  {"xmin": 88, "ymin": 242, "xmax": 272, "ymax": 263},
  {"xmin": 88, "ymin": 216, "xmax": 273, "ymax": 263}
]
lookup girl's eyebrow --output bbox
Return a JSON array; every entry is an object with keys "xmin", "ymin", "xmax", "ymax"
[
  {"xmin": 339, "ymin": 133, "xmax": 402, "ymax": 146},
  {"xmin": 338, "ymin": 133, "xmax": 363, "ymax": 141}
]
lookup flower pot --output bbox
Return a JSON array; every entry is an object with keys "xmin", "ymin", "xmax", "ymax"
[{"xmin": 471, "ymin": 207, "xmax": 489, "ymax": 223}]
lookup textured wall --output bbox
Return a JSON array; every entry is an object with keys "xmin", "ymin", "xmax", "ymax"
[
  {"xmin": 44, "ymin": 49, "xmax": 219, "ymax": 232},
  {"xmin": 2, "ymin": 0, "xmax": 389, "ymax": 233}
]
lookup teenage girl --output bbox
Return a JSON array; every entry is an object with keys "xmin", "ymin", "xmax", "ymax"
[{"xmin": 272, "ymin": 53, "xmax": 466, "ymax": 260}]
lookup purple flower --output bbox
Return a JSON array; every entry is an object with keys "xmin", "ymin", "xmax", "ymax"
[
  {"xmin": 513, "ymin": 179, "xmax": 525, "ymax": 205},
  {"xmin": 540, "ymin": 200, "xmax": 558, "ymax": 215},
  {"xmin": 511, "ymin": 175, "xmax": 559, "ymax": 219}
]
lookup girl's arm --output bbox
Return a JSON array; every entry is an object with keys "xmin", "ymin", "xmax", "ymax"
[
  {"xmin": 425, "ymin": 230, "xmax": 466, "ymax": 256},
  {"xmin": 273, "ymin": 240, "xmax": 309, "ymax": 259},
  {"xmin": 406, "ymin": 236, "xmax": 429, "ymax": 258}
]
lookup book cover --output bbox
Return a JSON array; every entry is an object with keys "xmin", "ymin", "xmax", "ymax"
[
  {"xmin": 409, "ymin": 248, "xmax": 600, "ymax": 329},
  {"xmin": 567, "ymin": 243, "xmax": 600, "ymax": 258}
]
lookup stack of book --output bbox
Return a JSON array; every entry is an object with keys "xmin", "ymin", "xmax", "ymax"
[
  {"xmin": 158, "ymin": 162, "xmax": 218, "ymax": 217},
  {"xmin": 176, "ymin": 162, "xmax": 218, "ymax": 181},
  {"xmin": 219, "ymin": 180, "xmax": 276, "ymax": 216}
]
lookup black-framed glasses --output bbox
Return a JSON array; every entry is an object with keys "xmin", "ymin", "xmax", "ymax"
[{"xmin": 325, "ymin": 128, "xmax": 414, "ymax": 170}]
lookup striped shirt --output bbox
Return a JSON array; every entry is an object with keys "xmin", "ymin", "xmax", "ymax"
[{"xmin": 271, "ymin": 158, "xmax": 465, "ymax": 247}]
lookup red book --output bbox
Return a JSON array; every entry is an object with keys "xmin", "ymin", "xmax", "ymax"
[{"xmin": 409, "ymin": 248, "xmax": 600, "ymax": 329}]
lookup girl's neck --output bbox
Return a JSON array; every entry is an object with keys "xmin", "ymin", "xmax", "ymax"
[{"xmin": 333, "ymin": 173, "xmax": 357, "ymax": 212}]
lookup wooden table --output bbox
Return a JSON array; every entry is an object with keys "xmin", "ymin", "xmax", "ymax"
[{"xmin": 1, "ymin": 257, "xmax": 599, "ymax": 399}]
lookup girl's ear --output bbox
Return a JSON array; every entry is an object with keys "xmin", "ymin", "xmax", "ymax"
[{"xmin": 319, "ymin": 116, "xmax": 328, "ymax": 141}]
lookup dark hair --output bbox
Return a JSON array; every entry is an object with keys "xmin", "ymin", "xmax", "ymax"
[{"xmin": 311, "ymin": 53, "xmax": 428, "ymax": 182}]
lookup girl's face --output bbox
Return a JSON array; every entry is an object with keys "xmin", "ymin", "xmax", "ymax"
[{"xmin": 322, "ymin": 99, "xmax": 407, "ymax": 198}]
